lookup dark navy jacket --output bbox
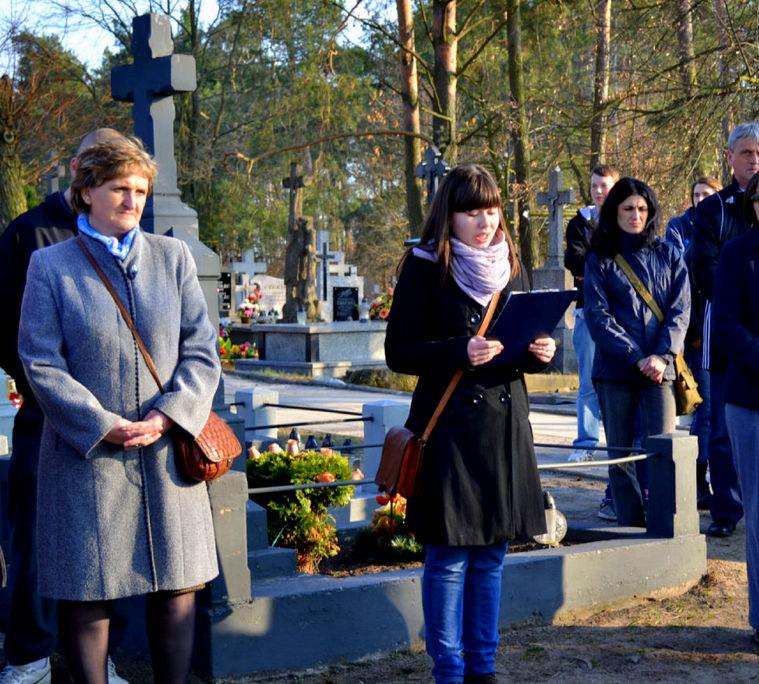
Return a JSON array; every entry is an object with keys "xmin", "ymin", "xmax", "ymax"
[
  {"xmin": 690, "ymin": 178, "xmax": 750, "ymax": 370},
  {"xmin": 712, "ymin": 229, "xmax": 759, "ymax": 410},
  {"xmin": 584, "ymin": 235, "xmax": 690, "ymax": 383}
]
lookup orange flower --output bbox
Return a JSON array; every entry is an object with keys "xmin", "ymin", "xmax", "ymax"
[{"xmin": 379, "ymin": 308, "xmax": 390, "ymax": 319}]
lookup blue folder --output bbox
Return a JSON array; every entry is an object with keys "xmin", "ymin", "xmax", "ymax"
[{"xmin": 486, "ymin": 289, "xmax": 577, "ymax": 365}]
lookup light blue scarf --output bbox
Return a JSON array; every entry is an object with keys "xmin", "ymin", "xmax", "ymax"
[{"xmin": 77, "ymin": 214, "xmax": 138, "ymax": 261}]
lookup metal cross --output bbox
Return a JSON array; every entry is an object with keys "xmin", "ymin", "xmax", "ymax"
[
  {"xmin": 537, "ymin": 166, "xmax": 576, "ymax": 266},
  {"xmin": 415, "ymin": 145, "xmax": 449, "ymax": 205}
]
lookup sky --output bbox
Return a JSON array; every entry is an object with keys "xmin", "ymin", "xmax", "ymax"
[{"xmin": 0, "ymin": 0, "xmax": 222, "ymax": 72}]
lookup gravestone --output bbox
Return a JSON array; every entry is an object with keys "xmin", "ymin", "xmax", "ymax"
[
  {"xmin": 43, "ymin": 156, "xmax": 66, "ymax": 195},
  {"xmin": 282, "ymin": 163, "xmax": 319, "ymax": 322},
  {"xmin": 333, "ymin": 286, "xmax": 359, "ymax": 322},
  {"xmin": 218, "ymin": 271, "xmax": 232, "ymax": 316},
  {"xmin": 532, "ymin": 166, "xmax": 577, "ymax": 372},
  {"xmin": 111, "ymin": 13, "xmax": 220, "ymax": 327},
  {"xmin": 315, "ymin": 231, "xmax": 364, "ymax": 321},
  {"xmin": 415, "ymin": 144, "xmax": 449, "ymax": 205}
]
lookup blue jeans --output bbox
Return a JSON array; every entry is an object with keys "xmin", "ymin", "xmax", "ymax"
[
  {"xmin": 686, "ymin": 346, "xmax": 710, "ymax": 465},
  {"xmin": 726, "ymin": 404, "xmax": 759, "ymax": 629},
  {"xmin": 422, "ymin": 544, "xmax": 508, "ymax": 684},
  {"xmin": 5, "ymin": 402, "xmax": 57, "ymax": 665},
  {"xmin": 708, "ymin": 371, "xmax": 743, "ymax": 525},
  {"xmin": 572, "ymin": 310, "xmax": 601, "ymax": 448},
  {"xmin": 595, "ymin": 380, "xmax": 676, "ymax": 527}
]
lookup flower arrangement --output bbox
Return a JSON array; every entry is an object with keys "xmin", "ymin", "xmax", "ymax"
[
  {"xmin": 247, "ymin": 443, "xmax": 364, "ymax": 573},
  {"xmin": 238, "ymin": 286, "xmax": 262, "ymax": 322},
  {"xmin": 368, "ymin": 287, "xmax": 393, "ymax": 320},
  {"xmin": 218, "ymin": 334, "xmax": 258, "ymax": 360},
  {"xmin": 365, "ymin": 493, "xmax": 423, "ymax": 559}
]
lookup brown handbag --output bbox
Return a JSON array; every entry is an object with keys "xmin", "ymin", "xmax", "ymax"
[
  {"xmin": 77, "ymin": 237, "xmax": 241, "ymax": 481},
  {"xmin": 614, "ymin": 253, "xmax": 702, "ymax": 416},
  {"xmin": 375, "ymin": 291, "xmax": 501, "ymax": 498}
]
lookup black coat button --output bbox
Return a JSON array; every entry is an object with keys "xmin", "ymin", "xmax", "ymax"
[
  {"xmin": 499, "ymin": 392, "xmax": 510, "ymax": 404},
  {"xmin": 469, "ymin": 312, "xmax": 481, "ymax": 325},
  {"xmin": 471, "ymin": 393, "xmax": 484, "ymax": 406}
]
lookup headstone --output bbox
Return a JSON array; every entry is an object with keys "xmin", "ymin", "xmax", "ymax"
[
  {"xmin": 415, "ymin": 144, "xmax": 449, "ymax": 205},
  {"xmin": 111, "ymin": 13, "xmax": 221, "ymax": 328},
  {"xmin": 315, "ymin": 231, "xmax": 364, "ymax": 320},
  {"xmin": 332, "ymin": 286, "xmax": 359, "ymax": 322},
  {"xmin": 532, "ymin": 166, "xmax": 577, "ymax": 373},
  {"xmin": 218, "ymin": 271, "xmax": 232, "ymax": 315},
  {"xmin": 282, "ymin": 163, "xmax": 319, "ymax": 322},
  {"xmin": 43, "ymin": 157, "xmax": 66, "ymax": 196}
]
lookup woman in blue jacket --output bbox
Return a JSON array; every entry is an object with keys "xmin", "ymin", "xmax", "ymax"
[
  {"xmin": 584, "ymin": 178, "xmax": 690, "ymax": 526},
  {"xmin": 712, "ymin": 171, "xmax": 759, "ymax": 646}
]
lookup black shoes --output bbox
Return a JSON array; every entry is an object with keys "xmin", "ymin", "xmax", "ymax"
[
  {"xmin": 706, "ymin": 521, "xmax": 736, "ymax": 538},
  {"xmin": 464, "ymin": 675, "xmax": 498, "ymax": 684}
]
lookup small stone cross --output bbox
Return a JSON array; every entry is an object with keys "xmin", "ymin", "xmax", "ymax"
[
  {"xmin": 282, "ymin": 162, "xmax": 313, "ymax": 234},
  {"xmin": 111, "ymin": 14, "xmax": 197, "ymax": 236},
  {"xmin": 537, "ymin": 166, "xmax": 576, "ymax": 267},
  {"xmin": 415, "ymin": 145, "xmax": 449, "ymax": 205},
  {"xmin": 43, "ymin": 158, "xmax": 66, "ymax": 195}
]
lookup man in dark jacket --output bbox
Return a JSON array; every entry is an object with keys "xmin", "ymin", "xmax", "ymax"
[
  {"xmin": 0, "ymin": 128, "xmax": 127, "ymax": 684},
  {"xmin": 691, "ymin": 121, "xmax": 759, "ymax": 538},
  {"xmin": 564, "ymin": 164, "xmax": 619, "ymax": 520}
]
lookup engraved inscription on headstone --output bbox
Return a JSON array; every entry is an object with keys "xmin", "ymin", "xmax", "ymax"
[
  {"xmin": 332, "ymin": 287, "xmax": 359, "ymax": 322},
  {"xmin": 219, "ymin": 272, "xmax": 232, "ymax": 314}
]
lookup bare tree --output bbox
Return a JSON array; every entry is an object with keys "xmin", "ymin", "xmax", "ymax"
[
  {"xmin": 396, "ymin": 0, "xmax": 424, "ymax": 235},
  {"xmin": 432, "ymin": 0, "xmax": 457, "ymax": 161},
  {"xmin": 0, "ymin": 75, "xmax": 27, "ymax": 230},
  {"xmin": 675, "ymin": 0, "xmax": 696, "ymax": 97},
  {"xmin": 590, "ymin": 0, "xmax": 611, "ymax": 169}
]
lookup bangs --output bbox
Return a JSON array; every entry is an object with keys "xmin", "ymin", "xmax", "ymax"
[{"xmin": 449, "ymin": 171, "xmax": 502, "ymax": 212}]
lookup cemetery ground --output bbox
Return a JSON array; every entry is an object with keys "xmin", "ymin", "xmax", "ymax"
[{"xmin": 4, "ymin": 373, "xmax": 756, "ymax": 682}]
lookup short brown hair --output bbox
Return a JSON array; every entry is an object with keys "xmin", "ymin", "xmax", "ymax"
[
  {"xmin": 590, "ymin": 164, "xmax": 620, "ymax": 182},
  {"xmin": 70, "ymin": 137, "xmax": 158, "ymax": 214}
]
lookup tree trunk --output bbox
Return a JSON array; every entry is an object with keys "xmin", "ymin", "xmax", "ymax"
[
  {"xmin": 675, "ymin": 0, "xmax": 696, "ymax": 97},
  {"xmin": 396, "ymin": 0, "xmax": 424, "ymax": 236},
  {"xmin": 712, "ymin": 0, "xmax": 733, "ymax": 184},
  {"xmin": 590, "ymin": 0, "xmax": 611, "ymax": 169},
  {"xmin": 0, "ymin": 75, "xmax": 27, "ymax": 233},
  {"xmin": 432, "ymin": 0, "xmax": 457, "ymax": 163},
  {"xmin": 506, "ymin": 0, "xmax": 535, "ymax": 276}
]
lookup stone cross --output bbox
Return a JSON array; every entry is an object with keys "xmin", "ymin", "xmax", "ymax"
[
  {"xmin": 111, "ymin": 14, "xmax": 198, "ymax": 240},
  {"xmin": 43, "ymin": 156, "xmax": 65, "ymax": 195},
  {"xmin": 415, "ymin": 145, "xmax": 449, "ymax": 205},
  {"xmin": 282, "ymin": 162, "xmax": 312, "ymax": 234},
  {"xmin": 537, "ymin": 166, "xmax": 576, "ymax": 267}
]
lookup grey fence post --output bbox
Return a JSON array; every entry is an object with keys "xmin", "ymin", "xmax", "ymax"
[
  {"xmin": 235, "ymin": 387, "xmax": 279, "ymax": 444},
  {"xmin": 646, "ymin": 432, "xmax": 699, "ymax": 537},
  {"xmin": 362, "ymin": 400, "xmax": 410, "ymax": 482}
]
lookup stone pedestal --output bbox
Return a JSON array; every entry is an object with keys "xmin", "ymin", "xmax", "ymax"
[
  {"xmin": 362, "ymin": 399, "xmax": 411, "ymax": 482},
  {"xmin": 234, "ymin": 387, "xmax": 279, "ymax": 444}
]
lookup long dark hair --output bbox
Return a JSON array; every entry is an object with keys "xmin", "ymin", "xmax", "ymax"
[
  {"xmin": 591, "ymin": 177, "xmax": 659, "ymax": 256},
  {"xmin": 744, "ymin": 171, "xmax": 759, "ymax": 227},
  {"xmin": 403, "ymin": 163, "xmax": 520, "ymax": 279}
]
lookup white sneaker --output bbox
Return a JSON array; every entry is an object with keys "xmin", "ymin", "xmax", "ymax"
[
  {"xmin": 0, "ymin": 659, "xmax": 51, "ymax": 684},
  {"xmin": 108, "ymin": 657, "xmax": 129, "ymax": 684},
  {"xmin": 567, "ymin": 449, "xmax": 595, "ymax": 462}
]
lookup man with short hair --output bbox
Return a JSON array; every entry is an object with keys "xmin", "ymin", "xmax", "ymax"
[
  {"xmin": 0, "ymin": 128, "xmax": 128, "ymax": 684},
  {"xmin": 691, "ymin": 121, "xmax": 759, "ymax": 538},
  {"xmin": 564, "ymin": 164, "xmax": 620, "ymax": 521}
]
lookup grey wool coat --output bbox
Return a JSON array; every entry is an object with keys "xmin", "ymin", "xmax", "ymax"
[{"xmin": 18, "ymin": 230, "xmax": 221, "ymax": 601}]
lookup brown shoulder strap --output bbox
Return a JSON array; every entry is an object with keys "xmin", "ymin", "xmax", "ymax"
[
  {"xmin": 76, "ymin": 236, "xmax": 166, "ymax": 395},
  {"xmin": 420, "ymin": 290, "xmax": 501, "ymax": 443}
]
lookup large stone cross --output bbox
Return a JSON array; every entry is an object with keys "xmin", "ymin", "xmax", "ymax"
[
  {"xmin": 537, "ymin": 166, "xmax": 576, "ymax": 267},
  {"xmin": 415, "ymin": 145, "xmax": 449, "ymax": 205},
  {"xmin": 111, "ymin": 13, "xmax": 198, "ymax": 240},
  {"xmin": 282, "ymin": 162, "xmax": 312, "ymax": 234}
]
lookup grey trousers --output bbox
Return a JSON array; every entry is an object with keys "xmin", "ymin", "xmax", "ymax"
[{"xmin": 725, "ymin": 403, "xmax": 759, "ymax": 630}]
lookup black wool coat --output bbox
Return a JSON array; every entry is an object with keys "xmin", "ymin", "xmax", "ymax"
[{"xmin": 385, "ymin": 254, "xmax": 547, "ymax": 546}]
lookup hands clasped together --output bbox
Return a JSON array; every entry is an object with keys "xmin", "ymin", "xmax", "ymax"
[
  {"xmin": 636, "ymin": 354, "xmax": 667, "ymax": 383},
  {"xmin": 467, "ymin": 335, "xmax": 557, "ymax": 367},
  {"xmin": 104, "ymin": 409, "xmax": 175, "ymax": 450}
]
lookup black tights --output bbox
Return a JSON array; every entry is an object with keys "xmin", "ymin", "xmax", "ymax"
[{"xmin": 59, "ymin": 591, "xmax": 196, "ymax": 684}]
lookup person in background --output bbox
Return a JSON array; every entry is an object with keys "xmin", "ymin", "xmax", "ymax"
[
  {"xmin": 711, "ymin": 170, "xmax": 759, "ymax": 647},
  {"xmin": 584, "ymin": 178, "xmax": 690, "ymax": 527},
  {"xmin": 564, "ymin": 164, "xmax": 620, "ymax": 522},
  {"xmin": 385, "ymin": 164, "xmax": 555, "ymax": 684},
  {"xmin": 691, "ymin": 121, "xmax": 759, "ymax": 538},
  {"xmin": 0, "ymin": 128, "xmax": 129, "ymax": 684},
  {"xmin": 665, "ymin": 176, "xmax": 722, "ymax": 510},
  {"xmin": 18, "ymin": 137, "xmax": 220, "ymax": 684}
]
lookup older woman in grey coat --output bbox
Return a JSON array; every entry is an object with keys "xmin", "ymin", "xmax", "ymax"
[{"xmin": 18, "ymin": 138, "xmax": 220, "ymax": 684}]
